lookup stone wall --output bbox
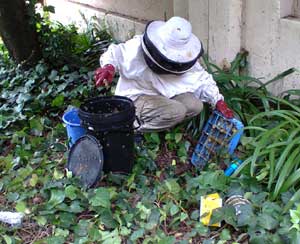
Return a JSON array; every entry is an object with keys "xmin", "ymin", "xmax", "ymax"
[{"xmin": 45, "ymin": 0, "xmax": 173, "ymax": 41}]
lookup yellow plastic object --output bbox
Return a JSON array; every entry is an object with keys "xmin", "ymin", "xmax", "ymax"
[{"xmin": 200, "ymin": 193, "xmax": 222, "ymax": 227}]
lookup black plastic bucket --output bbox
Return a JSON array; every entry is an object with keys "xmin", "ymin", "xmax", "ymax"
[{"xmin": 78, "ymin": 96, "xmax": 136, "ymax": 173}]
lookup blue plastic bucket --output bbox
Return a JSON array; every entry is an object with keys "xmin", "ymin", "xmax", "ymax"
[{"xmin": 63, "ymin": 109, "xmax": 86, "ymax": 146}]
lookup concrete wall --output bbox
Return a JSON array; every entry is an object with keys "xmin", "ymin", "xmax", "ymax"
[
  {"xmin": 46, "ymin": 0, "xmax": 300, "ymax": 93},
  {"xmin": 70, "ymin": 0, "xmax": 173, "ymax": 21},
  {"xmin": 242, "ymin": 0, "xmax": 300, "ymax": 93},
  {"xmin": 189, "ymin": 0, "xmax": 300, "ymax": 93},
  {"xmin": 45, "ymin": 0, "xmax": 173, "ymax": 41}
]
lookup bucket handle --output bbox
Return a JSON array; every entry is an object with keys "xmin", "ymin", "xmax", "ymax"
[
  {"xmin": 83, "ymin": 116, "xmax": 141, "ymax": 132},
  {"xmin": 133, "ymin": 116, "xmax": 141, "ymax": 130}
]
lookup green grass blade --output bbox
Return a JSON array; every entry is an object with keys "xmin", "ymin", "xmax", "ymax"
[
  {"xmin": 272, "ymin": 148, "xmax": 300, "ymax": 199},
  {"xmin": 284, "ymin": 188, "xmax": 300, "ymax": 213},
  {"xmin": 258, "ymin": 68, "xmax": 297, "ymax": 90},
  {"xmin": 269, "ymin": 97, "xmax": 300, "ymax": 114},
  {"xmin": 272, "ymin": 138, "xmax": 300, "ymax": 185},
  {"xmin": 266, "ymin": 141, "xmax": 289, "ymax": 149},
  {"xmin": 233, "ymin": 149, "xmax": 270, "ymax": 177},
  {"xmin": 250, "ymin": 110, "xmax": 300, "ymax": 126},
  {"xmin": 267, "ymin": 148, "xmax": 276, "ymax": 190},
  {"xmin": 280, "ymin": 168, "xmax": 300, "ymax": 194},
  {"xmin": 249, "ymin": 122, "xmax": 291, "ymax": 176},
  {"xmin": 243, "ymin": 126, "xmax": 268, "ymax": 132},
  {"xmin": 280, "ymin": 89, "xmax": 300, "ymax": 97},
  {"xmin": 229, "ymin": 51, "xmax": 248, "ymax": 73}
]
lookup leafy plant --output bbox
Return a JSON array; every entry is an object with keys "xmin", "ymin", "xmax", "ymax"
[
  {"xmin": 196, "ymin": 52, "xmax": 300, "ymax": 204},
  {"xmin": 290, "ymin": 204, "xmax": 300, "ymax": 231},
  {"xmin": 165, "ymin": 128, "xmax": 191, "ymax": 163},
  {"xmin": 202, "ymin": 52, "xmax": 297, "ymax": 128},
  {"xmin": 233, "ymin": 97, "xmax": 300, "ymax": 203},
  {"xmin": 35, "ymin": 10, "xmax": 112, "ymax": 69}
]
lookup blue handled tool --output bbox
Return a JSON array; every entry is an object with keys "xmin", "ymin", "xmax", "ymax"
[{"xmin": 224, "ymin": 158, "xmax": 243, "ymax": 176}]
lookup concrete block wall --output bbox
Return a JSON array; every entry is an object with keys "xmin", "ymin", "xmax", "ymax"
[
  {"xmin": 46, "ymin": 0, "xmax": 300, "ymax": 93},
  {"xmin": 208, "ymin": 0, "xmax": 242, "ymax": 68},
  {"xmin": 242, "ymin": 0, "xmax": 300, "ymax": 93},
  {"xmin": 243, "ymin": 0, "xmax": 281, "ymax": 85},
  {"xmin": 45, "ymin": 0, "xmax": 172, "ymax": 42},
  {"xmin": 69, "ymin": 0, "xmax": 173, "ymax": 21},
  {"xmin": 189, "ymin": 0, "xmax": 300, "ymax": 93}
]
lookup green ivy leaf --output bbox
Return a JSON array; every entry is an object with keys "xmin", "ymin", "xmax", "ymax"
[
  {"xmin": 30, "ymin": 117, "xmax": 43, "ymax": 135},
  {"xmin": 65, "ymin": 185, "xmax": 77, "ymax": 200},
  {"xmin": 43, "ymin": 5, "xmax": 55, "ymax": 14},
  {"xmin": 136, "ymin": 202, "xmax": 151, "ymax": 220},
  {"xmin": 15, "ymin": 201, "xmax": 27, "ymax": 213},
  {"xmin": 164, "ymin": 179, "xmax": 180, "ymax": 195},
  {"xmin": 130, "ymin": 228, "xmax": 144, "ymax": 242},
  {"xmin": 35, "ymin": 216, "xmax": 47, "ymax": 226},
  {"xmin": 69, "ymin": 201, "xmax": 84, "ymax": 213},
  {"xmin": 100, "ymin": 229, "xmax": 121, "ymax": 244},
  {"xmin": 99, "ymin": 209, "xmax": 118, "ymax": 229},
  {"xmin": 16, "ymin": 93, "xmax": 31, "ymax": 104},
  {"xmin": 158, "ymin": 236, "xmax": 176, "ymax": 244},
  {"xmin": 175, "ymin": 133, "xmax": 183, "ymax": 143},
  {"xmin": 220, "ymin": 229, "xmax": 231, "ymax": 241},
  {"xmin": 258, "ymin": 213, "xmax": 278, "ymax": 230},
  {"xmin": 89, "ymin": 226, "xmax": 101, "ymax": 241},
  {"xmin": 120, "ymin": 226, "xmax": 131, "ymax": 236},
  {"xmin": 48, "ymin": 70, "xmax": 58, "ymax": 81},
  {"xmin": 203, "ymin": 240, "xmax": 214, "ymax": 244},
  {"xmin": 58, "ymin": 212, "xmax": 76, "ymax": 229},
  {"xmin": 180, "ymin": 212, "xmax": 188, "ymax": 221},
  {"xmin": 210, "ymin": 206, "xmax": 237, "ymax": 227},
  {"xmin": 7, "ymin": 192, "xmax": 19, "ymax": 202},
  {"xmin": 89, "ymin": 187, "xmax": 111, "ymax": 208},
  {"xmin": 145, "ymin": 209, "xmax": 160, "ymax": 230},
  {"xmin": 150, "ymin": 132, "xmax": 160, "ymax": 144},
  {"xmin": 29, "ymin": 174, "xmax": 39, "ymax": 187},
  {"xmin": 53, "ymin": 168, "xmax": 64, "ymax": 180},
  {"xmin": 170, "ymin": 203, "xmax": 179, "ymax": 216},
  {"xmin": 55, "ymin": 228, "xmax": 69, "ymax": 238},
  {"xmin": 74, "ymin": 219, "xmax": 89, "ymax": 237},
  {"xmin": 236, "ymin": 204, "xmax": 255, "ymax": 227},
  {"xmin": 51, "ymin": 94, "xmax": 65, "ymax": 107},
  {"xmin": 290, "ymin": 229, "xmax": 300, "ymax": 244},
  {"xmin": 2, "ymin": 235, "xmax": 13, "ymax": 244},
  {"xmin": 47, "ymin": 189, "xmax": 65, "ymax": 209},
  {"xmin": 41, "ymin": 236, "xmax": 65, "ymax": 244}
]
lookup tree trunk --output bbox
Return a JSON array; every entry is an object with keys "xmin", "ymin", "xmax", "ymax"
[{"xmin": 0, "ymin": 0, "xmax": 42, "ymax": 66}]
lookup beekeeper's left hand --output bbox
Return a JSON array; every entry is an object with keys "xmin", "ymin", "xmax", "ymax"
[{"xmin": 216, "ymin": 100, "xmax": 234, "ymax": 119}]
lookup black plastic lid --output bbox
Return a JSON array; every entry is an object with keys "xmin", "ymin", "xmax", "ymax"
[{"xmin": 67, "ymin": 135, "xmax": 104, "ymax": 188}]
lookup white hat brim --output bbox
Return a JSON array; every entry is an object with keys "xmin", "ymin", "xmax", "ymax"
[{"xmin": 146, "ymin": 20, "xmax": 202, "ymax": 63}]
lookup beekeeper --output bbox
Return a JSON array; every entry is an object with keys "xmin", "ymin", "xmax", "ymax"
[{"xmin": 95, "ymin": 16, "xmax": 233, "ymax": 132}]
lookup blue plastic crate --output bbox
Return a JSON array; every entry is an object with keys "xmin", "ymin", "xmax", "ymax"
[{"xmin": 191, "ymin": 110, "xmax": 244, "ymax": 168}]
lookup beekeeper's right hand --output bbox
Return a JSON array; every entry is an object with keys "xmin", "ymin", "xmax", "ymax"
[{"xmin": 94, "ymin": 64, "xmax": 115, "ymax": 87}]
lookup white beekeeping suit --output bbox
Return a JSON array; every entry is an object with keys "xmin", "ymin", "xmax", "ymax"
[
  {"xmin": 100, "ymin": 35, "xmax": 223, "ymax": 106},
  {"xmin": 95, "ymin": 17, "xmax": 232, "ymax": 131}
]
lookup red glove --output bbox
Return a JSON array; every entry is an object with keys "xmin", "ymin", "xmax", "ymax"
[
  {"xmin": 216, "ymin": 100, "xmax": 234, "ymax": 119},
  {"xmin": 94, "ymin": 64, "xmax": 115, "ymax": 87}
]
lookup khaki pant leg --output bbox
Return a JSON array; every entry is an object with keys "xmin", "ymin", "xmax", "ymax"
[
  {"xmin": 135, "ymin": 95, "xmax": 187, "ymax": 132},
  {"xmin": 172, "ymin": 92, "xmax": 203, "ymax": 119}
]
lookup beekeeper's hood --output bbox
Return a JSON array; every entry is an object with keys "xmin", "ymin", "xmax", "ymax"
[{"xmin": 142, "ymin": 16, "xmax": 203, "ymax": 75}]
